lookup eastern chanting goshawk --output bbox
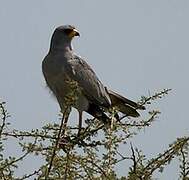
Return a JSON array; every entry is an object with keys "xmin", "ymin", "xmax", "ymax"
[{"xmin": 42, "ymin": 25, "xmax": 145, "ymax": 133}]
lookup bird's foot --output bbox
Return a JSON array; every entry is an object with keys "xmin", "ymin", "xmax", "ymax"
[
  {"xmin": 58, "ymin": 135, "xmax": 72, "ymax": 152},
  {"xmin": 77, "ymin": 127, "xmax": 85, "ymax": 137}
]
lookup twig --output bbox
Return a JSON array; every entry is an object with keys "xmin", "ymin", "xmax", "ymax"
[
  {"xmin": 106, "ymin": 117, "xmax": 114, "ymax": 175},
  {"xmin": 140, "ymin": 88, "xmax": 172, "ymax": 107},
  {"xmin": 80, "ymin": 164, "xmax": 93, "ymax": 180},
  {"xmin": 87, "ymin": 160, "xmax": 110, "ymax": 179},
  {"xmin": 1, "ymin": 138, "xmax": 37, "ymax": 171},
  {"xmin": 180, "ymin": 148, "xmax": 187, "ymax": 178},
  {"xmin": 17, "ymin": 168, "xmax": 41, "ymax": 180},
  {"xmin": 130, "ymin": 143, "xmax": 137, "ymax": 174},
  {"xmin": 2, "ymin": 132, "xmax": 56, "ymax": 140},
  {"xmin": 119, "ymin": 110, "xmax": 159, "ymax": 127},
  {"xmin": 70, "ymin": 124, "xmax": 104, "ymax": 145},
  {"xmin": 64, "ymin": 151, "xmax": 70, "ymax": 180},
  {"xmin": 1, "ymin": 152, "xmax": 29, "ymax": 170},
  {"xmin": 143, "ymin": 137, "xmax": 189, "ymax": 178},
  {"xmin": 114, "ymin": 151, "xmax": 131, "ymax": 164},
  {"xmin": 180, "ymin": 146, "xmax": 189, "ymax": 178},
  {"xmin": 0, "ymin": 102, "xmax": 7, "ymax": 137}
]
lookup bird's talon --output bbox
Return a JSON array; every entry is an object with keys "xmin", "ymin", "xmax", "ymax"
[
  {"xmin": 77, "ymin": 127, "xmax": 85, "ymax": 137},
  {"xmin": 58, "ymin": 135, "xmax": 70, "ymax": 149}
]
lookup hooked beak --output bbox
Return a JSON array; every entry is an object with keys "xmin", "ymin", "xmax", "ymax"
[{"xmin": 68, "ymin": 29, "xmax": 80, "ymax": 38}]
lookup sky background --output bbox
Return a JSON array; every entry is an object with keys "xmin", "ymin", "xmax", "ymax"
[{"xmin": 0, "ymin": 0, "xmax": 189, "ymax": 179}]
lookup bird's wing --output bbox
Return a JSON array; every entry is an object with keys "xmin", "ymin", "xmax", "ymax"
[{"xmin": 69, "ymin": 55, "xmax": 111, "ymax": 107}]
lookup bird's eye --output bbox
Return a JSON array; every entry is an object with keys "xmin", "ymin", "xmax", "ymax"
[{"xmin": 64, "ymin": 29, "xmax": 73, "ymax": 35}]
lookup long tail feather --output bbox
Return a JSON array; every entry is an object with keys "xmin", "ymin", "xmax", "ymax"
[{"xmin": 107, "ymin": 89, "xmax": 145, "ymax": 117}]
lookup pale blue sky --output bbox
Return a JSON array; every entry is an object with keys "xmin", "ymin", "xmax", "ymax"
[{"xmin": 0, "ymin": 1, "xmax": 189, "ymax": 179}]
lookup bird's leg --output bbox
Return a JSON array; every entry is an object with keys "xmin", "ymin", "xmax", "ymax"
[
  {"xmin": 61, "ymin": 111, "xmax": 69, "ymax": 137},
  {"xmin": 58, "ymin": 109, "xmax": 71, "ymax": 150},
  {"xmin": 77, "ymin": 111, "xmax": 83, "ymax": 136}
]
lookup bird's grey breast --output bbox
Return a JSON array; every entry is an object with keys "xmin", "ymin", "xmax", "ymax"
[
  {"xmin": 42, "ymin": 53, "xmax": 67, "ymax": 90},
  {"xmin": 42, "ymin": 52, "xmax": 89, "ymax": 111}
]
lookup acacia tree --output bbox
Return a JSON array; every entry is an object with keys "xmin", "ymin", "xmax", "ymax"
[{"xmin": 0, "ymin": 89, "xmax": 189, "ymax": 179}]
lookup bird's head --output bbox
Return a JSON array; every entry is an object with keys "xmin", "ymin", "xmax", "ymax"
[{"xmin": 50, "ymin": 25, "xmax": 80, "ymax": 51}]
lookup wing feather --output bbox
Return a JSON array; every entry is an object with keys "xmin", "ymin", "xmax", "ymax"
[{"xmin": 68, "ymin": 55, "xmax": 111, "ymax": 107}]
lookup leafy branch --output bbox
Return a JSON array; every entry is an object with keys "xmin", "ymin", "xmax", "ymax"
[{"xmin": 0, "ymin": 89, "xmax": 188, "ymax": 179}]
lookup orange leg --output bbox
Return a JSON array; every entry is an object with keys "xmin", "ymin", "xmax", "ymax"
[
  {"xmin": 61, "ymin": 110, "xmax": 69, "ymax": 136},
  {"xmin": 78, "ymin": 111, "xmax": 83, "ymax": 136}
]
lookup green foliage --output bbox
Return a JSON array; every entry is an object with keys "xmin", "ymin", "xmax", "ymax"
[{"xmin": 0, "ymin": 89, "xmax": 188, "ymax": 179}]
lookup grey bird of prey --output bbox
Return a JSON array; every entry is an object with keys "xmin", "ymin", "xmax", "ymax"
[{"xmin": 42, "ymin": 25, "xmax": 145, "ymax": 134}]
